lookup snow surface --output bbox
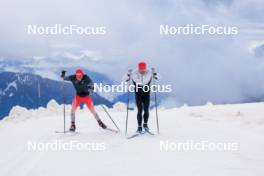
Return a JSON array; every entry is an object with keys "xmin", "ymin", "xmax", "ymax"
[
  {"xmin": 0, "ymin": 100, "xmax": 264, "ymax": 176},
  {"xmin": 2, "ymin": 80, "xmax": 17, "ymax": 96}
]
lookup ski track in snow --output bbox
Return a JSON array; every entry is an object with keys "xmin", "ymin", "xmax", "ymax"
[{"xmin": 0, "ymin": 102, "xmax": 264, "ymax": 176}]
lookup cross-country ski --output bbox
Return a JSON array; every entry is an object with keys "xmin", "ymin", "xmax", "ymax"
[{"xmin": 127, "ymin": 132, "xmax": 146, "ymax": 139}]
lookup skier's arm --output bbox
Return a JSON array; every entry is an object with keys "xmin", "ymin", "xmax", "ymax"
[
  {"xmin": 63, "ymin": 76, "xmax": 71, "ymax": 81},
  {"xmin": 61, "ymin": 70, "xmax": 74, "ymax": 81},
  {"xmin": 84, "ymin": 75, "xmax": 94, "ymax": 95},
  {"xmin": 85, "ymin": 75, "xmax": 94, "ymax": 90},
  {"xmin": 122, "ymin": 69, "xmax": 133, "ymax": 82},
  {"xmin": 151, "ymin": 68, "xmax": 160, "ymax": 81}
]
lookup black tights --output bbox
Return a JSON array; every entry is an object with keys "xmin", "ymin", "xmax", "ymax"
[{"xmin": 135, "ymin": 93, "xmax": 150, "ymax": 127}]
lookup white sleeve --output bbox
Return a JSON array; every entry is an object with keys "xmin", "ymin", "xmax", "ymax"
[
  {"xmin": 152, "ymin": 72, "xmax": 161, "ymax": 81},
  {"xmin": 122, "ymin": 71, "xmax": 133, "ymax": 82}
]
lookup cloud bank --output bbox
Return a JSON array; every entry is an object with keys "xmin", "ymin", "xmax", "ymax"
[{"xmin": 1, "ymin": 0, "xmax": 264, "ymax": 105}]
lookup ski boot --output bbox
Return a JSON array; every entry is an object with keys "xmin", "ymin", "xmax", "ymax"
[
  {"xmin": 136, "ymin": 126, "xmax": 143, "ymax": 134},
  {"xmin": 69, "ymin": 122, "xmax": 76, "ymax": 132},
  {"xmin": 143, "ymin": 123, "xmax": 149, "ymax": 132},
  {"xmin": 98, "ymin": 120, "xmax": 107, "ymax": 129}
]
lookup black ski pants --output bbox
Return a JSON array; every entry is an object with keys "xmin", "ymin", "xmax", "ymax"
[{"xmin": 135, "ymin": 92, "xmax": 150, "ymax": 127}]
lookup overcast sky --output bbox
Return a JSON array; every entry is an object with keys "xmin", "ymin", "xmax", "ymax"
[{"xmin": 1, "ymin": 0, "xmax": 264, "ymax": 106}]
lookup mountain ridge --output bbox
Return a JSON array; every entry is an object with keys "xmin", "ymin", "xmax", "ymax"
[{"xmin": 0, "ymin": 71, "xmax": 113, "ymax": 119}]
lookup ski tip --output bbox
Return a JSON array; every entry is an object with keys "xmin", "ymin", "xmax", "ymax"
[
  {"xmin": 104, "ymin": 127, "xmax": 119, "ymax": 133},
  {"xmin": 127, "ymin": 132, "xmax": 145, "ymax": 139}
]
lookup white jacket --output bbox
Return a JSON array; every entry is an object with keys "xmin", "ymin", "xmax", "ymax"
[{"xmin": 123, "ymin": 69, "xmax": 158, "ymax": 85}]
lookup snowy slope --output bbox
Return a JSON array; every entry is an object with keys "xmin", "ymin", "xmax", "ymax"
[{"xmin": 0, "ymin": 101, "xmax": 264, "ymax": 176}]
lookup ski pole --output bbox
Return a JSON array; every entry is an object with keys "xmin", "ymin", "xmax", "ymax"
[
  {"xmin": 63, "ymin": 80, "xmax": 66, "ymax": 133},
  {"xmin": 101, "ymin": 105, "xmax": 120, "ymax": 131},
  {"xmin": 61, "ymin": 70, "xmax": 67, "ymax": 134},
  {"xmin": 152, "ymin": 68, "xmax": 159, "ymax": 134},
  {"xmin": 154, "ymin": 84, "xmax": 159, "ymax": 134},
  {"xmin": 125, "ymin": 82, "xmax": 130, "ymax": 136}
]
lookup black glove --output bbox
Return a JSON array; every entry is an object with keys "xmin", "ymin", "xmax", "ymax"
[
  {"xmin": 151, "ymin": 68, "xmax": 158, "ymax": 80},
  {"xmin": 126, "ymin": 69, "xmax": 132, "ymax": 82},
  {"xmin": 88, "ymin": 88, "xmax": 94, "ymax": 95},
  {"xmin": 61, "ymin": 70, "xmax": 66, "ymax": 78}
]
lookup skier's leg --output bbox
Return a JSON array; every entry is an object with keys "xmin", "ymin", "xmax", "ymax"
[
  {"xmin": 71, "ymin": 110, "xmax": 77, "ymax": 123},
  {"xmin": 84, "ymin": 96, "xmax": 99, "ymax": 120},
  {"xmin": 135, "ymin": 93, "xmax": 143, "ymax": 132},
  {"xmin": 70, "ymin": 96, "xmax": 81, "ymax": 131},
  {"xmin": 143, "ymin": 93, "xmax": 150, "ymax": 124},
  {"xmin": 85, "ymin": 96, "xmax": 107, "ymax": 129},
  {"xmin": 71, "ymin": 96, "xmax": 81, "ymax": 121}
]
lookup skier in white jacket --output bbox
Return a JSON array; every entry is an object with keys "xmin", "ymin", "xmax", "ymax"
[{"xmin": 124, "ymin": 61, "xmax": 158, "ymax": 133}]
